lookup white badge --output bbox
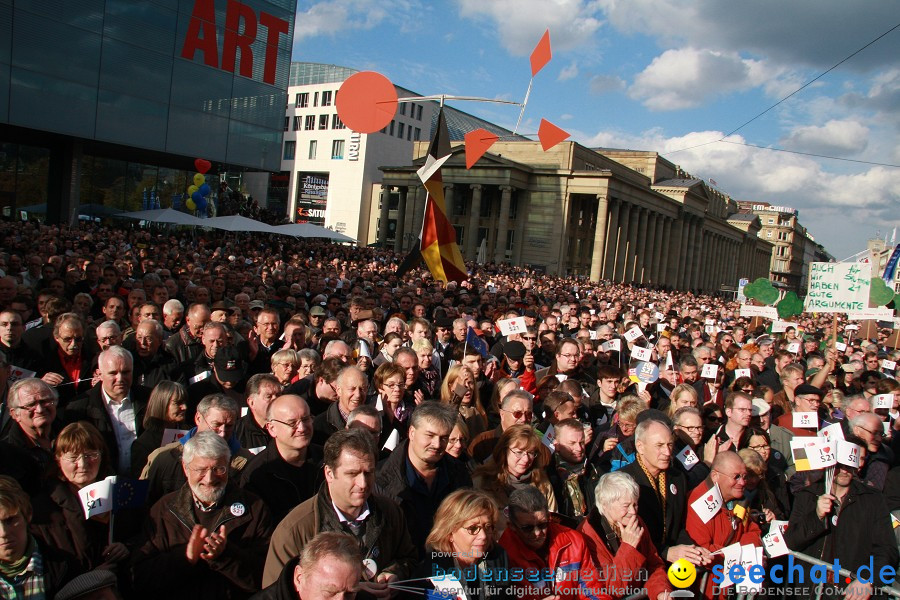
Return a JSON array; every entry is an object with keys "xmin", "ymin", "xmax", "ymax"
[
  {"xmin": 832, "ymin": 515, "xmax": 838, "ymax": 526},
  {"xmin": 230, "ymin": 502, "xmax": 245, "ymax": 517},
  {"xmin": 670, "ymin": 483, "xmax": 678, "ymax": 495},
  {"xmin": 362, "ymin": 558, "xmax": 378, "ymax": 580}
]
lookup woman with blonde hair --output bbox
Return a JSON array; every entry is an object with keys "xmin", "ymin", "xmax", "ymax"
[
  {"xmin": 412, "ymin": 337, "xmax": 440, "ymax": 399},
  {"xmin": 666, "ymin": 383, "xmax": 698, "ymax": 418},
  {"xmin": 473, "ymin": 424, "xmax": 557, "ymax": 512},
  {"xmin": 440, "ymin": 364, "xmax": 487, "ymax": 440}
]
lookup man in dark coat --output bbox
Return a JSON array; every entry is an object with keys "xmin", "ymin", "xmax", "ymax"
[
  {"xmin": 165, "ymin": 303, "xmax": 210, "ymax": 366},
  {"xmin": 37, "ymin": 313, "xmax": 94, "ymax": 406},
  {"xmin": 250, "ymin": 533, "xmax": 361, "ymax": 600}
]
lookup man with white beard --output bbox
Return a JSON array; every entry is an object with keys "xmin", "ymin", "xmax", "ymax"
[{"xmin": 133, "ymin": 432, "xmax": 274, "ymax": 599}]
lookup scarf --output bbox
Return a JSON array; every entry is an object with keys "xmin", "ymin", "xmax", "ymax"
[
  {"xmin": 556, "ymin": 457, "xmax": 587, "ymax": 516},
  {"xmin": 0, "ymin": 536, "xmax": 34, "ymax": 578}
]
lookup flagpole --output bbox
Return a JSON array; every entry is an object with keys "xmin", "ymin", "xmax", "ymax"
[
  {"xmin": 514, "ymin": 78, "xmax": 534, "ymax": 135},
  {"xmin": 108, "ymin": 513, "xmax": 115, "ymax": 546}
]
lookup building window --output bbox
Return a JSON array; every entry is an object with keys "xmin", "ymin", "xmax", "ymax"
[
  {"xmin": 768, "ymin": 218, "xmax": 774, "ymax": 224},
  {"xmin": 454, "ymin": 225, "xmax": 464, "ymax": 246},
  {"xmin": 414, "ymin": 127, "xmax": 421, "ymax": 141},
  {"xmin": 297, "ymin": 92, "xmax": 309, "ymax": 108},
  {"xmin": 283, "ymin": 141, "xmax": 295, "ymax": 160},
  {"xmin": 304, "ymin": 115, "xmax": 315, "ymax": 130},
  {"xmin": 292, "ymin": 116, "xmax": 301, "ymax": 131},
  {"xmin": 332, "ymin": 114, "xmax": 345, "ymax": 129},
  {"xmin": 407, "ymin": 127, "xmax": 412, "ymax": 141},
  {"xmin": 321, "ymin": 90, "xmax": 332, "ymax": 106},
  {"xmin": 313, "ymin": 91, "xmax": 318, "ymax": 107},
  {"xmin": 284, "ymin": 116, "xmax": 289, "ymax": 132},
  {"xmin": 416, "ymin": 105, "xmax": 423, "ymax": 120},
  {"xmin": 766, "ymin": 231, "xmax": 773, "ymax": 239},
  {"xmin": 318, "ymin": 114, "xmax": 328, "ymax": 130},
  {"xmin": 308, "ymin": 140, "xmax": 317, "ymax": 160},
  {"xmin": 332, "ymin": 140, "xmax": 345, "ymax": 159},
  {"xmin": 400, "ymin": 103, "xmax": 406, "ymax": 116},
  {"xmin": 389, "ymin": 120, "xmax": 395, "ymax": 136},
  {"xmin": 398, "ymin": 122, "xmax": 404, "ymax": 138}
]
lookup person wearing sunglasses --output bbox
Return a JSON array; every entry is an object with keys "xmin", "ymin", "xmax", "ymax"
[
  {"xmin": 686, "ymin": 451, "xmax": 763, "ymax": 599},
  {"xmin": 578, "ymin": 472, "xmax": 672, "ymax": 600},
  {"xmin": 468, "ymin": 389, "xmax": 536, "ymax": 463},
  {"xmin": 851, "ymin": 411, "xmax": 891, "ymax": 491},
  {"xmin": 500, "ymin": 485, "xmax": 599, "ymax": 600},
  {"xmin": 421, "ymin": 489, "xmax": 516, "ymax": 599}
]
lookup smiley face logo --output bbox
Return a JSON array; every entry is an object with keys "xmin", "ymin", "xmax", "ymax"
[{"xmin": 668, "ymin": 559, "xmax": 697, "ymax": 588}]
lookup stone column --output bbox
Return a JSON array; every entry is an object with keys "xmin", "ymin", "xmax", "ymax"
[
  {"xmin": 660, "ymin": 218, "xmax": 673, "ymax": 287},
  {"xmin": 666, "ymin": 215, "xmax": 682, "ymax": 288},
  {"xmin": 513, "ymin": 191, "xmax": 529, "ymax": 265},
  {"xmin": 644, "ymin": 214, "xmax": 658, "ymax": 284},
  {"xmin": 603, "ymin": 199, "xmax": 620, "ymax": 280},
  {"xmin": 635, "ymin": 208, "xmax": 650, "ymax": 282},
  {"xmin": 410, "ymin": 185, "xmax": 427, "ymax": 245},
  {"xmin": 443, "ymin": 183, "xmax": 455, "ymax": 221},
  {"xmin": 467, "ymin": 184, "xmax": 482, "ymax": 259},
  {"xmin": 589, "ymin": 194, "xmax": 610, "ymax": 281},
  {"xmin": 494, "ymin": 186, "xmax": 512, "ymax": 263},
  {"xmin": 378, "ymin": 185, "xmax": 391, "ymax": 247},
  {"xmin": 652, "ymin": 214, "xmax": 666, "ymax": 284},
  {"xmin": 394, "ymin": 186, "xmax": 408, "ymax": 252},
  {"xmin": 615, "ymin": 203, "xmax": 632, "ymax": 282}
]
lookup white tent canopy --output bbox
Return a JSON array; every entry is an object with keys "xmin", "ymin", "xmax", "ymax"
[
  {"xmin": 271, "ymin": 223, "xmax": 356, "ymax": 243},
  {"xmin": 119, "ymin": 208, "xmax": 205, "ymax": 226},
  {"xmin": 203, "ymin": 215, "xmax": 276, "ymax": 233}
]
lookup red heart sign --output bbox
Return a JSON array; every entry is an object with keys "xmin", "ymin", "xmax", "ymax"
[
  {"xmin": 773, "ymin": 537, "xmax": 779, "ymax": 543},
  {"xmin": 823, "ymin": 447, "xmax": 831, "ymax": 453},
  {"xmin": 707, "ymin": 494, "xmax": 714, "ymax": 502},
  {"xmin": 89, "ymin": 489, "xmax": 96, "ymax": 498}
]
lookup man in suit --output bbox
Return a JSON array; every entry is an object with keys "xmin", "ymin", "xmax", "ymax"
[{"xmin": 65, "ymin": 346, "xmax": 149, "ymax": 475}]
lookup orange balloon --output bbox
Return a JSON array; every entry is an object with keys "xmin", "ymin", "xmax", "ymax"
[{"xmin": 336, "ymin": 71, "xmax": 398, "ymax": 134}]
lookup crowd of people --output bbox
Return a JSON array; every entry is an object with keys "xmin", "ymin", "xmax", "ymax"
[{"xmin": 0, "ymin": 219, "xmax": 898, "ymax": 600}]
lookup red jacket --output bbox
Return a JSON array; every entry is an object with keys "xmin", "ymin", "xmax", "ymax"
[
  {"xmin": 578, "ymin": 511, "xmax": 671, "ymax": 600},
  {"xmin": 686, "ymin": 481, "xmax": 762, "ymax": 600},
  {"xmin": 499, "ymin": 522, "xmax": 608, "ymax": 600}
]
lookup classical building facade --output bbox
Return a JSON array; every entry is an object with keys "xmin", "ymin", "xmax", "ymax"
[{"xmin": 381, "ymin": 143, "xmax": 772, "ymax": 293}]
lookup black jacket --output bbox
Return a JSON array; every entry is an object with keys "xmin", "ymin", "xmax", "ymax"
[
  {"xmin": 312, "ymin": 401, "xmax": 345, "ymax": 446},
  {"xmin": 240, "ymin": 443, "xmax": 324, "ymax": 524},
  {"xmin": 165, "ymin": 327, "xmax": 204, "ymax": 367},
  {"xmin": 249, "ymin": 556, "xmax": 299, "ymax": 600},
  {"xmin": 235, "ymin": 413, "xmax": 271, "ymax": 452},
  {"xmin": 376, "ymin": 440, "xmax": 472, "ymax": 554},
  {"xmin": 130, "ymin": 347, "xmax": 186, "ymax": 393},
  {"xmin": 64, "ymin": 385, "xmax": 149, "ymax": 472},
  {"xmin": 36, "ymin": 338, "xmax": 95, "ymax": 406},
  {"xmin": 620, "ymin": 459, "xmax": 693, "ymax": 560}
]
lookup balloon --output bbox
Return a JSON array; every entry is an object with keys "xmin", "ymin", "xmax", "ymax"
[
  {"xmin": 193, "ymin": 173, "xmax": 205, "ymax": 187},
  {"xmin": 194, "ymin": 158, "xmax": 211, "ymax": 174},
  {"xmin": 198, "ymin": 183, "xmax": 211, "ymax": 196},
  {"xmin": 191, "ymin": 191, "xmax": 203, "ymax": 203},
  {"xmin": 196, "ymin": 196, "xmax": 207, "ymax": 211},
  {"xmin": 186, "ymin": 199, "xmax": 196, "ymax": 211},
  {"xmin": 187, "ymin": 185, "xmax": 199, "ymax": 196}
]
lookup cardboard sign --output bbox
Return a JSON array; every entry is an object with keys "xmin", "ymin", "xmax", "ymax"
[
  {"xmin": 883, "ymin": 360, "xmax": 897, "ymax": 371},
  {"xmin": 740, "ymin": 304, "xmax": 778, "ymax": 319},
  {"xmin": 690, "ymin": 482, "xmax": 723, "ymax": 524},
  {"xmin": 771, "ymin": 321, "xmax": 798, "ymax": 333},
  {"xmin": 787, "ymin": 342, "xmax": 801, "ymax": 354},
  {"xmin": 873, "ymin": 394, "xmax": 894, "ymax": 410},
  {"xmin": 847, "ymin": 307, "xmax": 895, "ymax": 321},
  {"xmin": 497, "ymin": 317, "xmax": 527, "ymax": 337},
  {"xmin": 734, "ymin": 368, "xmax": 752, "ymax": 379},
  {"xmin": 836, "ymin": 440, "xmax": 862, "ymax": 468},
  {"xmin": 631, "ymin": 346, "xmax": 653, "ymax": 362},
  {"xmin": 161, "ymin": 429, "xmax": 190, "ymax": 445},
  {"xmin": 805, "ymin": 262, "xmax": 872, "ymax": 313},
  {"xmin": 701, "ymin": 363, "xmax": 719, "ymax": 380},
  {"xmin": 676, "ymin": 445, "xmax": 700, "ymax": 471},
  {"xmin": 600, "ymin": 339, "xmax": 621, "ymax": 352},
  {"xmin": 624, "ymin": 327, "xmax": 643, "ymax": 343},
  {"xmin": 792, "ymin": 412, "xmax": 817, "ymax": 429}
]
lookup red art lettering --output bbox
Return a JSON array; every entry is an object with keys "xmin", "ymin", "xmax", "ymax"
[{"xmin": 181, "ymin": 0, "xmax": 289, "ymax": 85}]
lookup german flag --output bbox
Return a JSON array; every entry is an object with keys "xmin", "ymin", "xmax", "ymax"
[
  {"xmin": 412, "ymin": 108, "xmax": 467, "ymax": 283},
  {"xmin": 790, "ymin": 439, "xmax": 812, "ymax": 471}
]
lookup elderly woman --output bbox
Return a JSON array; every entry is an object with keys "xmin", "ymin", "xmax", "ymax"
[
  {"xmin": 412, "ymin": 338, "xmax": 440, "ymax": 399},
  {"xmin": 421, "ymin": 489, "xmax": 515, "ymax": 600},
  {"xmin": 131, "ymin": 381, "xmax": 188, "ymax": 477},
  {"xmin": 578, "ymin": 472, "xmax": 671, "ymax": 600},
  {"xmin": 473, "ymin": 424, "xmax": 557, "ymax": 512},
  {"xmin": 591, "ymin": 396, "xmax": 643, "ymax": 472},
  {"xmin": 296, "ymin": 348, "xmax": 320, "ymax": 379},
  {"xmin": 441, "ymin": 364, "xmax": 488, "ymax": 441},
  {"xmin": 373, "ymin": 362, "xmax": 411, "ymax": 439},
  {"xmin": 30, "ymin": 422, "xmax": 130, "ymax": 579},
  {"xmin": 270, "ymin": 348, "xmax": 300, "ymax": 386},
  {"xmin": 672, "ymin": 407, "xmax": 712, "ymax": 489},
  {"xmin": 665, "ymin": 383, "xmax": 699, "ymax": 418}
]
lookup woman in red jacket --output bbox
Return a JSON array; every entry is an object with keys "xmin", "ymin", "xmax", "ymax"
[{"xmin": 578, "ymin": 472, "xmax": 672, "ymax": 600}]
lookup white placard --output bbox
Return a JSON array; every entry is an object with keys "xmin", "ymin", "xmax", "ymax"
[
  {"xmin": 665, "ymin": 351, "xmax": 674, "ymax": 371},
  {"xmin": 430, "ymin": 575, "xmax": 467, "ymax": 600},
  {"xmin": 631, "ymin": 346, "xmax": 653, "ymax": 362},
  {"xmin": 676, "ymin": 445, "xmax": 700, "ymax": 471},
  {"xmin": 78, "ymin": 475, "xmax": 116, "ymax": 519},
  {"xmin": 738, "ymin": 545, "xmax": 764, "ymax": 595},
  {"xmin": 656, "ymin": 323, "xmax": 667, "ymax": 332},
  {"xmin": 734, "ymin": 368, "xmax": 751, "ymax": 379},
  {"xmin": 805, "ymin": 262, "xmax": 872, "ymax": 313},
  {"xmin": 771, "ymin": 321, "xmax": 798, "ymax": 333},
  {"xmin": 497, "ymin": 317, "xmax": 527, "ymax": 337},
  {"xmin": 161, "ymin": 429, "xmax": 190, "ymax": 445},
  {"xmin": 835, "ymin": 342, "xmax": 847, "ymax": 352},
  {"xmin": 240, "ymin": 407, "xmax": 248, "ymax": 417},
  {"xmin": 654, "ymin": 311, "xmax": 665, "ymax": 321},
  {"xmin": 601, "ymin": 339, "xmax": 621, "ymax": 352},
  {"xmin": 740, "ymin": 305, "xmax": 778, "ymax": 319},
  {"xmin": 701, "ymin": 363, "xmax": 719, "ymax": 380},
  {"xmin": 837, "ymin": 440, "xmax": 862, "ymax": 468},
  {"xmin": 719, "ymin": 542, "xmax": 743, "ymax": 588},
  {"xmin": 541, "ymin": 424, "xmax": 556, "ymax": 452},
  {"xmin": 790, "ymin": 438, "xmax": 836, "ymax": 470},
  {"xmin": 873, "ymin": 394, "xmax": 894, "ymax": 410},
  {"xmin": 382, "ymin": 429, "xmax": 400, "ymax": 451},
  {"xmin": 792, "ymin": 412, "xmax": 817, "ymax": 429},
  {"xmin": 690, "ymin": 483, "xmax": 723, "ymax": 524},
  {"xmin": 847, "ymin": 307, "xmax": 895, "ymax": 321},
  {"xmin": 8, "ymin": 365, "xmax": 36, "ymax": 383},
  {"xmin": 883, "ymin": 360, "xmax": 897, "ymax": 371},
  {"xmin": 763, "ymin": 530, "xmax": 790, "ymax": 558},
  {"xmin": 624, "ymin": 327, "xmax": 643, "ymax": 342},
  {"xmin": 845, "ymin": 324, "xmax": 860, "ymax": 331},
  {"xmin": 787, "ymin": 342, "xmax": 801, "ymax": 354},
  {"xmin": 589, "ymin": 330, "xmax": 599, "ymax": 340},
  {"xmin": 818, "ymin": 422, "xmax": 845, "ymax": 444}
]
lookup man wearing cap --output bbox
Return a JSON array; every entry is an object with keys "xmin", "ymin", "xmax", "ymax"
[
  {"xmin": 770, "ymin": 383, "xmax": 825, "ymax": 478},
  {"xmin": 751, "ymin": 398, "xmax": 772, "ymax": 432},
  {"xmin": 433, "ymin": 317, "xmax": 456, "ymax": 374},
  {"xmin": 499, "ymin": 340, "xmax": 537, "ymax": 394},
  {"xmin": 785, "ymin": 435, "xmax": 897, "ymax": 600},
  {"xmin": 308, "ymin": 305, "xmax": 327, "ymax": 335}
]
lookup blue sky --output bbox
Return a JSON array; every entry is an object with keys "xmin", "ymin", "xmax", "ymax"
[{"xmin": 292, "ymin": 0, "xmax": 900, "ymax": 261}]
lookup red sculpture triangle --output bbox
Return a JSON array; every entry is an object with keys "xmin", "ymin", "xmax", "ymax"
[
  {"xmin": 537, "ymin": 119, "xmax": 569, "ymax": 151},
  {"xmin": 530, "ymin": 30, "xmax": 552, "ymax": 77},
  {"xmin": 464, "ymin": 129, "xmax": 499, "ymax": 169}
]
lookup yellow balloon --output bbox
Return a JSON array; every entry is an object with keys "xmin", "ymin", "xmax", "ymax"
[
  {"xmin": 186, "ymin": 199, "xmax": 196, "ymax": 211},
  {"xmin": 193, "ymin": 173, "xmax": 205, "ymax": 187},
  {"xmin": 187, "ymin": 185, "xmax": 199, "ymax": 195}
]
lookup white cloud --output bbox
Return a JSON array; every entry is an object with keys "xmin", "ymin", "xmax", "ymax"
[
  {"xmin": 628, "ymin": 48, "xmax": 774, "ymax": 110},
  {"xmin": 589, "ymin": 74, "xmax": 625, "ymax": 95},
  {"xmin": 455, "ymin": 0, "xmax": 604, "ymax": 55},
  {"xmin": 558, "ymin": 62, "xmax": 579, "ymax": 81},
  {"xmin": 294, "ymin": 0, "xmax": 421, "ymax": 40},
  {"xmin": 781, "ymin": 119, "xmax": 870, "ymax": 156}
]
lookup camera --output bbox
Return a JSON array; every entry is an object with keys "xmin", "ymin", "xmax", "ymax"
[{"xmin": 749, "ymin": 510, "xmax": 767, "ymax": 526}]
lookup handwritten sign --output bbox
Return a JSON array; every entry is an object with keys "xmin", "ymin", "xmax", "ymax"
[
  {"xmin": 847, "ymin": 307, "xmax": 895, "ymax": 321},
  {"xmin": 805, "ymin": 262, "xmax": 872, "ymax": 313},
  {"xmin": 740, "ymin": 305, "xmax": 778, "ymax": 319}
]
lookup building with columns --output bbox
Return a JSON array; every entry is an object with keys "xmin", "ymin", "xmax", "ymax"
[{"xmin": 380, "ymin": 143, "xmax": 772, "ymax": 293}]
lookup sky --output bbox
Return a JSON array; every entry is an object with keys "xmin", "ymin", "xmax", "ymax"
[{"xmin": 291, "ymin": 0, "xmax": 900, "ymax": 261}]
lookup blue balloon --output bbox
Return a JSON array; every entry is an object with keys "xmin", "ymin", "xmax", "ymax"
[
  {"xmin": 191, "ymin": 191, "xmax": 203, "ymax": 202},
  {"xmin": 196, "ymin": 196, "xmax": 207, "ymax": 211},
  {"xmin": 199, "ymin": 183, "xmax": 211, "ymax": 196}
]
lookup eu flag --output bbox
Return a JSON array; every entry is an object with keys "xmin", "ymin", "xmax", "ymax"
[
  {"xmin": 465, "ymin": 327, "xmax": 489, "ymax": 359},
  {"xmin": 113, "ymin": 478, "xmax": 149, "ymax": 512}
]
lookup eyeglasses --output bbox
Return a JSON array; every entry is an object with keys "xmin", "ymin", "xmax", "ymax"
[
  {"xmin": 268, "ymin": 416, "xmax": 313, "ymax": 431},
  {"xmin": 58, "ymin": 336, "xmax": 83, "ymax": 344},
  {"xmin": 522, "ymin": 337, "xmax": 537, "ymax": 341},
  {"xmin": 461, "ymin": 523, "xmax": 495, "ymax": 536},
  {"xmin": 448, "ymin": 437, "xmax": 467, "ymax": 446},
  {"xmin": 749, "ymin": 444, "xmax": 769, "ymax": 451},
  {"xmin": 678, "ymin": 425, "xmax": 704, "ymax": 432},
  {"xmin": 509, "ymin": 447, "xmax": 538, "ymax": 460},
  {"xmin": 500, "ymin": 408, "xmax": 533, "ymax": 421},
  {"xmin": 273, "ymin": 362, "xmax": 297, "ymax": 369},
  {"xmin": 60, "ymin": 452, "xmax": 101, "ymax": 464},
  {"xmin": 13, "ymin": 398, "xmax": 57, "ymax": 413},
  {"xmin": 200, "ymin": 413, "xmax": 233, "ymax": 433},
  {"xmin": 559, "ymin": 353, "xmax": 580, "ymax": 360},
  {"xmin": 383, "ymin": 382, "xmax": 406, "ymax": 389},
  {"xmin": 186, "ymin": 465, "xmax": 228, "ymax": 477},
  {"xmin": 98, "ymin": 336, "xmax": 120, "ymax": 344},
  {"xmin": 857, "ymin": 426, "xmax": 884, "ymax": 438},
  {"xmin": 513, "ymin": 520, "xmax": 550, "ymax": 534},
  {"xmin": 715, "ymin": 470, "xmax": 749, "ymax": 482}
]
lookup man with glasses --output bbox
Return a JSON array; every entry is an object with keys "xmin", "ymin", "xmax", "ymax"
[
  {"xmin": 241, "ymin": 394, "xmax": 323, "ymax": 524},
  {"xmin": 376, "ymin": 402, "xmax": 470, "ymax": 556},
  {"xmin": 851, "ymin": 412, "xmax": 892, "ymax": 490},
  {"xmin": 142, "ymin": 394, "xmax": 249, "ymax": 505},
  {"xmin": 3, "ymin": 378, "xmax": 58, "ymax": 471},
  {"xmin": 498, "ymin": 485, "xmax": 599, "ymax": 600},
  {"xmin": 771, "ymin": 384, "xmax": 825, "ymax": 478},
  {"xmin": 39, "ymin": 312, "xmax": 94, "ymax": 405},
  {"xmin": 264, "ymin": 429, "xmax": 417, "ymax": 593},
  {"xmin": 469, "ymin": 389, "xmax": 535, "ymax": 463},
  {"xmin": 714, "ymin": 393, "xmax": 753, "ymax": 450},
  {"xmin": 134, "ymin": 432, "xmax": 273, "ymax": 598},
  {"xmin": 687, "ymin": 451, "xmax": 762, "ymax": 598},
  {"xmin": 623, "ymin": 418, "xmax": 711, "ymax": 566}
]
